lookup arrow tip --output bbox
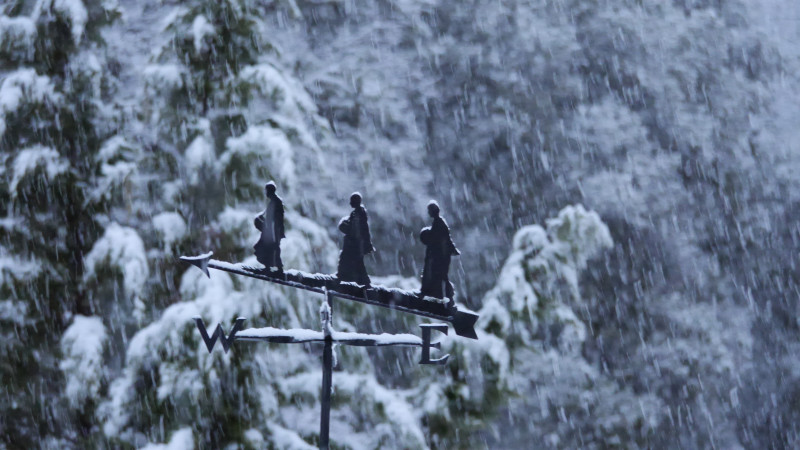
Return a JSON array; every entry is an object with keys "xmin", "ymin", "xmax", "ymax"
[{"xmin": 180, "ymin": 251, "xmax": 213, "ymax": 278}]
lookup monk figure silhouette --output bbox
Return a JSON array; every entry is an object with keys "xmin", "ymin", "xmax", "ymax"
[
  {"xmin": 254, "ymin": 182, "xmax": 285, "ymax": 272},
  {"xmin": 420, "ymin": 201, "xmax": 460, "ymax": 300},
  {"xmin": 336, "ymin": 192, "xmax": 374, "ymax": 286}
]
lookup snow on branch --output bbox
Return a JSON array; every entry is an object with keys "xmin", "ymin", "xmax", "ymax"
[
  {"xmin": 221, "ymin": 124, "xmax": 296, "ymax": 187},
  {"xmin": 152, "ymin": 212, "xmax": 187, "ymax": 252},
  {"xmin": 60, "ymin": 315, "xmax": 107, "ymax": 407},
  {"xmin": 0, "ymin": 69, "xmax": 60, "ymax": 137},
  {"xmin": 478, "ymin": 204, "xmax": 612, "ymax": 346},
  {"xmin": 0, "ymin": 15, "xmax": 36, "ymax": 60},
  {"xmin": 545, "ymin": 204, "xmax": 613, "ymax": 271},
  {"xmin": 84, "ymin": 223, "xmax": 149, "ymax": 299},
  {"xmin": 190, "ymin": 15, "xmax": 215, "ymax": 53},
  {"xmin": 240, "ymin": 63, "xmax": 318, "ymax": 114},
  {"xmin": 0, "ymin": 246, "xmax": 42, "ymax": 286},
  {"xmin": 139, "ymin": 427, "xmax": 194, "ymax": 450},
  {"xmin": 143, "ymin": 64, "xmax": 186, "ymax": 94},
  {"xmin": 9, "ymin": 146, "xmax": 69, "ymax": 194},
  {"xmin": 35, "ymin": 0, "xmax": 89, "ymax": 44}
]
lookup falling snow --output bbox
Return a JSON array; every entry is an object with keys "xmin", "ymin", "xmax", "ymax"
[{"xmin": 2, "ymin": 0, "xmax": 800, "ymax": 448}]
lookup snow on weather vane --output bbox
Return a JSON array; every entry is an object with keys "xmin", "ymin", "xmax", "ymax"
[{"xmin": 182, "ymin": 181, "xmax": 479, "ymax": 450}]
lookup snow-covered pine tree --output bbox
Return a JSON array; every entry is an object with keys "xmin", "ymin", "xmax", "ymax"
[
  {"xmin": 276, "ymin": 0, "xmax": 441, "ymax": 273},
  {"xmin": 139, "ymin": 0, "xmax": 327, "ymax": 216},
  {"xmin": 126, "ymin": 0, "xmax": 331, "ymax": 322},
  {"xmin": 430, "ymin": 205, "xmax": 662, "ymax": 448},
  {"xmin": 101, "ymin": 1, "xmax": 431, "ymax": 447},
  {"xmin": 363, "ymin": 205, "xmax": 619, "ymax": 447},
  {"xmin": 0, "ymin": 0, "xmax": 125, "ymax": 446}
]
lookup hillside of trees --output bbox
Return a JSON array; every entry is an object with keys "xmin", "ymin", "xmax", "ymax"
[{"xmin": 2, "ymin": 0, "xmax": 800, "ymax": 447}]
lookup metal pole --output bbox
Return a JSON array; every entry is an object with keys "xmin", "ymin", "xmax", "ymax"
[{"xmin": 320, "ymin": 292, "xmax": 333, "ymax": 450}]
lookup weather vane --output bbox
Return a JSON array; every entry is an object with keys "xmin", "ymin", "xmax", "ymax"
[{"xmin": 182, "ymin": 182, "xmax": 478, "ymax": 449}]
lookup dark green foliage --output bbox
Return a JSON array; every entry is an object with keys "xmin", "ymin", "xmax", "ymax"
[
  {"xmin": 153, "ymin": 0, "xmax": 260, "ymax": 139},
  {"xmin": 172, "ymin": 1, "xmax": 258, "ymax": 111},
  {"xmin": 0, "ymin": 1, "xmax": 121, "ymax": 446},
  {"xmin": 111, "ymin": 2, "xmax": 281, "ymax": 446},
  {"xmin": 145, "ymin": 0, "xmax": 266, "ymax": 221},
  {"xmin": 125, "ymin": 327, "xmax": 262, "ymax": 447}
]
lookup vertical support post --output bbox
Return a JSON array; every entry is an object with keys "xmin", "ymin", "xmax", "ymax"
[{"xmin": 320, "ymin": 292, "xmax": 333, "ymax": 450}]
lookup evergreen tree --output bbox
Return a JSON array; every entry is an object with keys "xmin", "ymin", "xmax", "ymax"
[
  {"xmin": 101, "ymin": 1, "xmax": 433, "ymax": 447},
  {"xmin": 3, "ymin": 0, "xmax": 797, "ymax": 446},
  {"xmin": 0, "ymin": 0, "xmax": 123, "ymax": 446},
  {"xmin": 424, "ymin": 205, "xmax": 634, "ymax": 448},
  {"xmin": 140, "ymin": 0, "xmax": 326, "ymax": 216},
  {"xmin": 273, "ymin": 0, "xmax": 442, "ymax": 276}
]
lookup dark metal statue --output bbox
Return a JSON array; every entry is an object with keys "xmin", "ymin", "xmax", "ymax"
[
  {"xmin": 420, "ymin": 201, "xmax": 460, "ymax": 300},
  {"xmin": 254, "ymin": 181, "xmax": 285, "ymax": 272},
  {"xmin": 181, "ymin": 181, "xmax": 481, "ymax": 449},
  {"xmin": 336, "ymin": 192, "xmax": 374, "ymax": 286}
]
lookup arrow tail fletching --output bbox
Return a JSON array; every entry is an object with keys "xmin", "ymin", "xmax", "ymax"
[{"xmin": 452, "ymin": 310, "xmax": 479, "ymax": 339}]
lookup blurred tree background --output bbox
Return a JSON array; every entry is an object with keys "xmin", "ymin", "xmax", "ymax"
[{"xmin": 2, "ymin": 0, "xmax": 800, "ymax": 447}]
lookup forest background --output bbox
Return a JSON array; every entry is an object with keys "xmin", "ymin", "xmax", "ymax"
[{"xmin": 2, "ymin": 0, "xmax": 800, "ymax": 448}]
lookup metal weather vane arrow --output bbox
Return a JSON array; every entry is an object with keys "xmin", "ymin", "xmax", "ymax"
[
  {"xmin": 181, "ymin": 252, "xmax": 479, "ymax": 339},
  {"xmin": 181, "ymin": 183, "xmax": 476, "ymax": 449}
]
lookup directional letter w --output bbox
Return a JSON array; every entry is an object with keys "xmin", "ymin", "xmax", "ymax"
[{"xmin": 194, "ymin": 317, "xmax": 246, "ymax": 353}]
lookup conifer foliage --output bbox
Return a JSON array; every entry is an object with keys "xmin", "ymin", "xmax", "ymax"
[
  {"xmin": 2, "ymin": 0, "xmax": 798, "ymax": 447},
  {"xmin": 1, "ymin": 0, "xmax": 124, "ymax": 446}
]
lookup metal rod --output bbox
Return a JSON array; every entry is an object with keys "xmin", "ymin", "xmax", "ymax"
[
  {"xmin": 206, "ymin": 261, "xmax": 439, "ymax": 316},
  {"xmin": 182, "ymin": 255, "xmax": 479, "ymax": 338},
  {"xmin": 197, "ymin": 259, "xmax": 478, "ymax": 338},
  {"xmin": 320, "ymin": 292, "xmax": 333, "ymax": 450},
  {"xmin": 320, "ymin": 337, "xmax": 332, "ymax": 449}
]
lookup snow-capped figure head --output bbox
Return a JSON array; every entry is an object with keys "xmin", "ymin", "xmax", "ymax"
[
  {"xmin": 265, "ymin": 181, "xmax": 277, "ymax": 197},
  {"xmin": 427, "ymin": 200, "xmax": 440, "ymax": 218},
  {"xmin": 349, "ymin": 192, "xmax": 362, "ymax": 208}
]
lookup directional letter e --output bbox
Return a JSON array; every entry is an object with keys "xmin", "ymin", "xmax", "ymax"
[{"xmin": 419, "ymin": 324, "xmax": 449, "ymax": 365}]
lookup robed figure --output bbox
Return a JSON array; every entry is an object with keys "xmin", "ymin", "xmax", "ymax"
[
  {"xmin": 336, "ymin": 192, "xmax": 374, "ymax": 285},
  {"xmin": 254, "ymin": 182, "xmax": 285, "ymax": 271},
  {"xmin": 420, "ymin": 201, "xmax": 460, "ymax": 300}
]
